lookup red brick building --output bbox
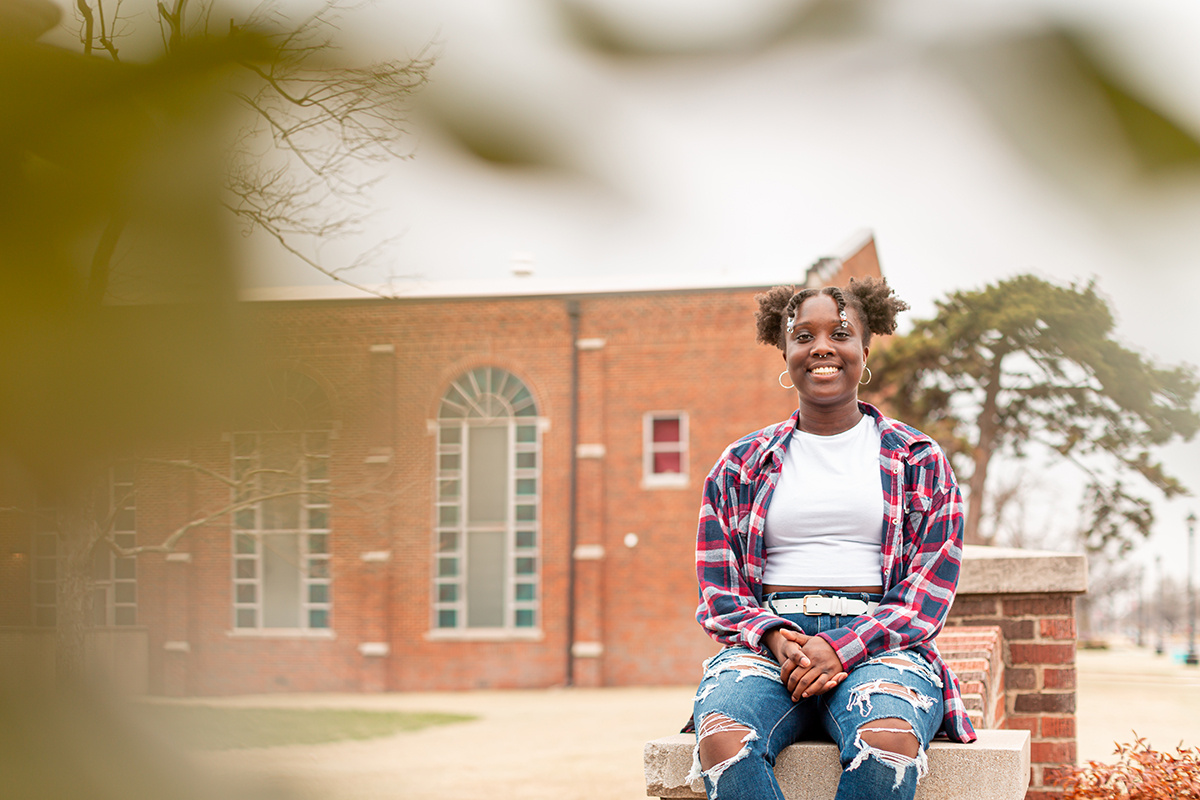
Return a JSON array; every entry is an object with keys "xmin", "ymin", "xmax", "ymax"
[{"xmin": 1, "ymin": 235, "xmax": 884, "ymax": 695}]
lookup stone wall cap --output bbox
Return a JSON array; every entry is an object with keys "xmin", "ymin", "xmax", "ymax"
[
  {"xmin": 644, "ymin": 729, "xmax": 1030, "ymax": 799},
  {"xmin": 959, "ymin": 545, "xmax": 1088, "ymax": 595}
]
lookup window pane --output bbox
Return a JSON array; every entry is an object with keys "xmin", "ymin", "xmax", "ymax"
[
  {"xmin": 235, "ymin": 559, "xmax": 255, "ymax": 579},
  {"xmin": 515, "ymin": 478, "xmax": 536, "ymax": 496},
  {"xmin": 439, "ymin": 426, "xmax": 461, "ymax": 445},
  {"xmin": 115, "ymin": 532, "xmax": 135, "ymax": 549},
  {"xmin": 115, "ymin": 607, "xmax": 137, "ymax": 626},
  {"xmin": 515, "ymin": 583, "xmax": 536, "ymax": 601},
  {"xmin": 36, "ymin": 560, "xmax": 56, "ymax": 581},
  {"xmin": 438, "ymin": 531, "xmax": 458, "ymax": 553},
  {"xmin": 235, "ymin": 509, "xmax": 255, "ymax": 530},
  {"xmin": 652, "ymin": 417, "xmax": 681, "ymax": 443},
  {"xmin": 308, "ymin": 584, "xmax": 329, "ymax": 604},
  {"xmin": 467, "ymin": 531, "xmax": 505, "ymax": 628},
  {"xmin": 439, "ymin": 453, "xmax": 461, "ymax": 471},
  {"xmin": 438, "ymin": 557, "xmax": 458, "ymax": 578},
  {"xmin": 114, "ymin": 509, "xmax": 136, "ymax": 531},
  {"xmin": 114, "ymin": 583, "xmax": 136, "ymax": 604},
  {"xmin": 308, "ymin": 559, "xmax": 329, "ymax": 579},
  {"xmin": 515, "ymin": 609, "xmax": 535, "ymax": 627},
  {"xmin": 306, "ymin": 432, "xmax": 329, "ymax": 454},
  {"xmin": 437, "ymin": 609, "xmax": 457, "ymax": 628},
  {"xmin": 236, "ymin": 608, "xmax": 257, "ymax": 628},
  {"xmin": 515, "ymin": 425, "xmax": 536, "ymax": 443},
  {"xmin": 35, "ymin": 583, "xmax": 56, "ymax": 604},
  {"xmin": 516, "ymin": 452, "xmax": 536, "ymax": 469},
  {"xmin": 307, "ymin": 457, "xmax": 329, "ymax": 481},
  {"xmin": 438, "ymin": 505, "xmax": 459, "ymax": 526},
  {"xmin": 653, "ymin": 452, "xmax": 682, "ymax": 474},
  {"xmin": 36, "ymin": 607, "xmax": 56, "ymax": 627},
  {"xmin": 307, "ymin": 508, "xmax": 329, "ymax": 530},
  {"xmin": 468, "ymin": 426, "xmax": 508, "ymax": 524},
  {"xmin": 515, "ymin": 505, "xmax": 536, "ymax": 522},
  {"xmin": 515, "ymin": 557, "xmax": 536, "ymax": 575},
  {"xmin": 236, "ymin": 534, "xmax": 256, "ymax": 554},
  {"xmin": 263, "ymin": 534, "xmax": 301, "ymax": 628},
  {"xmin": 438, "ymin": 583, "xmax": 458, "ymax": 602},
  {"xmin": 515, "ymin": 530, "xmax": 535, "ymax": 549},
  {"xmin": 236, "ymin": 584, "xmax": 256, "ymax": 603},
  {"xmin": 308, "ymin": 534, "xmax": 329, "ymax": 554},
  {"xmin": 114, "ymin": 558, "xmax": 136, "ymax": 580},
  {"xmin": 439, "ymin": 479, "xmax": 460, "ymax": 500},
  {"xmin": 309, "ymin": 609, "xmax": 330, "ymax": 629}
]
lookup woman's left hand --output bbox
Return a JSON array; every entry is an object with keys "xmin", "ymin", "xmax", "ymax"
[{"xmin": 779, "ymin": 631, "xmax": 847, "ymax": 701}]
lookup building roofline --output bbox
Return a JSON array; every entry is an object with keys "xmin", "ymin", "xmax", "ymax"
[{"xmin": 238, "ymin": 229, "xmax": 877, "ymax": 303}]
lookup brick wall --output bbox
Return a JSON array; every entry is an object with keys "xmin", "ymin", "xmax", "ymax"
[{"xmin": 947, "ymin": 548, "xmax": 1087, "ymax": 800}]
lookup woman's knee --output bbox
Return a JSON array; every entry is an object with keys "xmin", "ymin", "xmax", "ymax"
[
  {"xmin": 695, "ymin": 712, "xmax": 759, "ymax": 771},
  {"xmin": 856, "ymin": 717, "xmax": 920, "ymax": 758}
]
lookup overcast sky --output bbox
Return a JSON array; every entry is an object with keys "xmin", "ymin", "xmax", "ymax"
[{"xmin": 242, "ymin": 0, "xmax": 1200, "ymax": 587}]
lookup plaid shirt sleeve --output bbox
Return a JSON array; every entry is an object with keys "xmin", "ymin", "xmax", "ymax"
[
  {"xmin": 815, "ymin": 439, "xmax": 965, "ymax": 672},
  {"xmin": 694, "ymin": 447, "xmax": 795, "ymax": 655}
]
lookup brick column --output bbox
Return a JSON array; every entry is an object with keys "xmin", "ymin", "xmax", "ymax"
[{"xmin": 945, "ymin": 546, "xmax": 1087, "ymax": 800}]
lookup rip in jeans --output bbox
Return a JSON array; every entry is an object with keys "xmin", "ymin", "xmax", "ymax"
[
  {"xmin": 842, "ymin": 653, "xmax": 939, "ymax": 789},
  {"xmin": 689, "ymin": 652, "xmax": 780, "ymax": 799}
]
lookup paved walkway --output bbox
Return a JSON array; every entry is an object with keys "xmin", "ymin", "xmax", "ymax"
[{"xmin": 186, "ymin": 642, "xmax": 1200, "ymax": 800}]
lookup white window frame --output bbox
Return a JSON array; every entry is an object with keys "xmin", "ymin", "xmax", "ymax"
[
  {"xmin": 430, "ymin": 367, "xmax": 542, "ymax": 638},
  {"xmin": 642, "ymin": 411, "xmax": 689, "ymax": 489},
  {"xmin": 31, "ymin": 465, "xmax": 139, "ymax": 628},
  {"xmin": 229, "ymin": 430, "xmax": 332, "ymax": 636},
  {"xmin": 92, "ymin": 464, "xmax": 139, "ymax": 626}
]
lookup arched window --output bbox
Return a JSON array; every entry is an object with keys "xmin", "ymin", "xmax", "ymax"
[
  {"xmin": 433, "ymin": 367, "xmax": 540, "ymax": 631},
  {"xmin": 231, "ymin": 371, "xmax": 334, "ymax": 632}
]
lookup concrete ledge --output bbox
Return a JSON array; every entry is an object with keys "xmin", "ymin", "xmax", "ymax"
[
  {"xmin": 960, "ymin": 545, "xmax": 1087, "ymax": 594},
  {"xmin": 644, "ymin": 729, "xmax": 1030, "ymax": 799}
]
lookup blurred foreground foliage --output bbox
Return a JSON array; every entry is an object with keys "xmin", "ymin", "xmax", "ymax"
[
  {"xmin": 1057, "ymin": 737, "xmax": 1200, "ymax": 799},
  {"xmin": 0, "ymin": 0, "xmax": 428, "ymax": 687}
]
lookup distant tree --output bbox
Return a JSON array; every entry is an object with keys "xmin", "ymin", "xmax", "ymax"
[
  {"xmin": 862, "ymin": 274, "xmax": 1199, "ymax": 548},
  {"xmin": 0, "ymin": 0, "xmax": 429, "ymax": 686}
]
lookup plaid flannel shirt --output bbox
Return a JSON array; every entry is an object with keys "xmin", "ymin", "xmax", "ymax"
[{"xmin": 695, "ymin": 402, "xmax": 977, "ymax": 743}]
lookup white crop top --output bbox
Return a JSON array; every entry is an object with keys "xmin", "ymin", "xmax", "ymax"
[{"xmin": 762, "ymin": 414, "xmax": 884, "ymax": 587}]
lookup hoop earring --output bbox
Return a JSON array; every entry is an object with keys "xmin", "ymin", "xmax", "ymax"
[
  {"xmin": 778, "ymin": 370, "xmax": 795, "ymax": 390},
  {"xmin": 859, "ymin": 366, "xmax": 872, "ymax": 386}
]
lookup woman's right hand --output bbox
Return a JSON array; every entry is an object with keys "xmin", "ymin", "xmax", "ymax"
[{"xmin": 764, "ymin": 629, "xmax": 847, "ymax": 701}]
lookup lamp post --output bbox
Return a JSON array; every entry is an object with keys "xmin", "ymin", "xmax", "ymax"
[
  {"xmin": 1156, "ymin": 555, "xmax": 1165, "ymax": 656},
  {"xmin": 1188, "ymin": 512, "xmax": 1198, "ymax": 666}
]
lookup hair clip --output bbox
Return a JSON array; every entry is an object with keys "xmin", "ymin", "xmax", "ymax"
[
  {"xmin": 786, "ymin": 315, "xmax": 796, "ymax": 333},
  {"xmin": 839, "ymin": 309, "xmax": 848, "ymax": 328}
]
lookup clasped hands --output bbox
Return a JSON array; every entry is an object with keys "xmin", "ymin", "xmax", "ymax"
[{"xmin": 763, "ymin": 628, "xmax": 847, "ymax": 702}]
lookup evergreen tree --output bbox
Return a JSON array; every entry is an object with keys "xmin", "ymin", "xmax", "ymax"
[{"xmin": 862, "ymin": 274, "xmax": 1199, "ymax": 549}]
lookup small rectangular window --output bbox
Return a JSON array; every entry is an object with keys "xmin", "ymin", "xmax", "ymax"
[{"xmin": 643, "ymin": 412, "xmax": 689, "ymax": 488}]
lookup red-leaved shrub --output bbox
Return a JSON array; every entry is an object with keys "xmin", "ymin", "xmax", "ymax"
[{"xmin": 1057, "ymin": 737, "xmax": 1200, "ymax": 799}]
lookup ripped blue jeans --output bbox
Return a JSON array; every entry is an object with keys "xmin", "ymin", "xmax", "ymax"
[{"xmin": 691, "ymin": 592, "xmax": 944, "ymax": 800}]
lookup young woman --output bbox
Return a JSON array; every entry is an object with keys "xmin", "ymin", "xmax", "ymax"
[{"xmin": 690, "ymin": 278, "xmax": 975, "ymax": 800}]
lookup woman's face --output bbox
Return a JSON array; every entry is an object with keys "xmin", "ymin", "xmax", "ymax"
[{"xmin": 782, "ymin": 293, "xmax": 869, "ymax": 410}]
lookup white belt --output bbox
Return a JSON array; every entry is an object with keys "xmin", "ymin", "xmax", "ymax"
[{"xmin": 770, "ymin": 595, "xmax": 878, "ymax": 616}]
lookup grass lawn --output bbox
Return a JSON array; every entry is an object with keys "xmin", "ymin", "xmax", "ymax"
[{"xmin": 133, "ymin": 705, "xmax": 475, "ymax": 750}]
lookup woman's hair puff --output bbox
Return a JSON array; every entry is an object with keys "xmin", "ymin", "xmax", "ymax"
[{"xmin": 754, "ymin": 276, "xmax": 909, "ymax": 350}]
